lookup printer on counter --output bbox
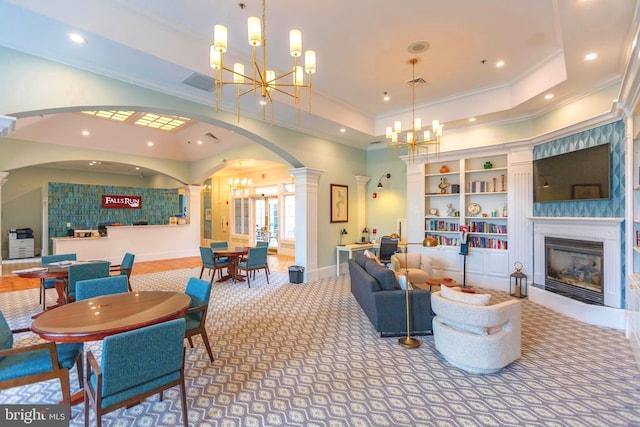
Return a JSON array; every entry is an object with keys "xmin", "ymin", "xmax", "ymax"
[{"xmin": 9, "ymin": 228, "xmax": 34, "ymax": 239}]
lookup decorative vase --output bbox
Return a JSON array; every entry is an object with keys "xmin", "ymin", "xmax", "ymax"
[
  {"xmin": 440, "ymin": 165, "xmax": 449, "ymax": 173},
  {"xmin": 483, "ymin": 161, "xmax": 493, "ymax": 169},
  {"xmin": 502, "ymin": 204, "xmax": 508, "ymax": 217}
]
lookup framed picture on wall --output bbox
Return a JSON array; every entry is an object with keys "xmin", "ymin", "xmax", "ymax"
[
  {"xmin": 330, "ymin": 184, "xmax": 348, "ymax": 223},
  {"xmin": 204, "ymin": 208, "xmax": 212, "ymax": 221}
]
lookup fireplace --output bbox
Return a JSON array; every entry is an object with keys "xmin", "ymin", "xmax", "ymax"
[{"xmin": 544, "ymin": 237, "xmax": 603, "ymax": 305}]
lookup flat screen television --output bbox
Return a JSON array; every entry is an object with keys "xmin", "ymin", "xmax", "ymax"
[{"xmin": 533, "ymin": 143, "xmax": 611, "ymax": 203}]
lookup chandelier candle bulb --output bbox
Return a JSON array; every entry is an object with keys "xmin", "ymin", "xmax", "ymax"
[
  {"xmin": 394, "ymin": 121, "xmax": 402, "ymax": 133},
  {"xmin": 386, "ymin": 127, "xmax": 392, "ymax": 139},
  {"xmin": 213, "ymin": 25, "xmax": 227, "ymax": 52},
  {"xmin": 290, "ymin": 30, "xmax": 302, "ymax": 57},
  {"xmin": 210, "ymin": 46, "xmax": 221, "ymax": 69},
  {"xmin": 266, "ymin": 70, "xmax": 275, "ymax": 89},
  {"xmin": 248, "ymin": 17, "xmax": 262, "ymax": 45},
  {"xmin": 293, "ymin": 66, "xmax": 303, "ymax": 86},
  {"xmin": 233, "ymin": 63, "xmax": 245, "ymax": 83},
  {"xmin": 414, "ymin": 117, "xmax": 421, "ymax": 131},
  {"xmin": 304, "ymin": 50, "xmax": 316, "ymax": 73}
]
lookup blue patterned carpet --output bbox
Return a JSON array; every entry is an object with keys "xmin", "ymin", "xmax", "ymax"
[{"xmin": 1, "ymin": 268, "xmax": 639, "ymax": 426}]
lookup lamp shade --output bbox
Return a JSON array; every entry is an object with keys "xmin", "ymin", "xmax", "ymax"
[
  {"xmin": 213, "ymin": 25, "xmax": 228, "ymax": 52},
  {"xmin": 289, "ymin": 29, "xmax": 302, "ymax": 57},
  {"xmin": 248, "ymin": 17, "xmax": 262, "ymax": 46}
]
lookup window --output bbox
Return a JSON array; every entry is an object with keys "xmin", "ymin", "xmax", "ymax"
[
  {"xmin": 282, "ymin": 194, "xmax": 295, "ymax": 239},
  {"xmin": 233, "ymin": 197, "xmax": 249, "ymax": 235}
]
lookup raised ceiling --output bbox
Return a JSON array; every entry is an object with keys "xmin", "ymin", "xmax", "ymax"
[{"xmin": 0, "ymin": 0, "xmax": 637, "ymax": 166}]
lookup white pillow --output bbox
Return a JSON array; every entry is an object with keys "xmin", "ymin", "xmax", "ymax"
[
  {"xmin": 393, "ymin": 272, "xmax": 412, "ymax": 290},
  {"xmin": 440, "ymin": 284, "xmax": 491, "ymax": 306}
]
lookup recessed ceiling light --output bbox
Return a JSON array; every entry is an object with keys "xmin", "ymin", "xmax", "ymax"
[
  {"xmin": 496, "ymin": 60, "xmax": 505, "ymax": 68},
  {"xmin": 147, "ymin": 141, "xmax": 154, "ymax": 147},
  {"xmin": 585, "ymin": 52, "xmax": 597, "ymax": 61},
  {"xmin": 545, "ymin": 93, "xmax": 554, "ymax": 100},
  {"xmin": 383, "ymin": 92, "xmax": 390, "ymax": 101},
  {"xmin": 197, "ymin": 140, "xmax": 203, "ymax": 145},
  {"xmin": 340, "ymin": 128, "xmax": 346, "ymax": 133},
  {"xmin": 469, "ymin": 118, "xmax": 476, "ymax": 122},
  {"xmin": 135, "ymin": 167, "xmax": 140, "ymax": 170},
  {"xmin": 68, "ymin": 33, "xmax": 86, "ymax": 44},
  {"xmin": 82, "ymin": 130, "xmax": 90, "ymax": 136}
]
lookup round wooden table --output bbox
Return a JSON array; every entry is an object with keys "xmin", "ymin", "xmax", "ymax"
[
  {"xmin": 213, "ymin": 248, "xmax": 249, "ymax": 282},
  {"xmin": 15, "ymin": 267, "xmax": 69, "ymax": 312},
  {"xmin": 31, "ymin": 291, "xmax": 191, "ymax": 342}
]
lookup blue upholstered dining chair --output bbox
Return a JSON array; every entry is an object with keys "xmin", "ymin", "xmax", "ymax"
[
  {"xmin": 109, "ymin": 252, "xmax": 135, "ymax": 291},
  {"xmin": 236, "ymin": 246, "xmax": 269, "ymax": 288},
  {"xmin": 183, "ymin": 277, "xmax": 215, "ymax": 362},
  {"xmin": 40, "ymin": 253, "xmax": 77, "ymax": 309},
  {"xmin": 200, "ymin": 246, "xmax": 229, "ymax": 283},
  {"xmin": 84, "ymin": 318, "xmax": 189, "ymax": 427},
  {"xmin": 76, "ymin": 275, "xmax": 129, "ymax": 301},
  {"xmin": 255, "ymin": 241, "xmax": 270, "ymax": 274},
  {"xmin": 0, "ymin": 309, "xmax": 83, "ymax": 405},
  {"xmin": 210, "ymin": 241, "xmax": 229, "ymax": 263},
  {"xmin": 65, "ymin": 261, "xmax": 111, "ymax": 304}
]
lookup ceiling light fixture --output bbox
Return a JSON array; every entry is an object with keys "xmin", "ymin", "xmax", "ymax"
[
  {"xmin": 210, "ymin": 0, "xmax": 317, "ymax": 123},
  {"xmin": 496, "ymin": 60, "xmax": 505, "ymax": 68},
  {"xmin": 585, "ymin": 52, "xmax": 597, "ymax": 61},
  {"xmin": 383, "ymin": 91, "xmax": 390, "ymax": 101},
  {"xmin": 68, "ymin": 33, "xmax": 86, "ymax": 44},
  {"xmin": 545, "ymin": 93, "xmax": 554, "ymax": 100},
  {"xmin": 228, "ymin": 161, "xmax": 254, "ymax": 193},
  {"xmin": 82, "ymin": 130, "xmax": 90, "ymax": 136},
  {"xmin": 386, "ymin": 58, "xmax": 442, "ymax": 162}
]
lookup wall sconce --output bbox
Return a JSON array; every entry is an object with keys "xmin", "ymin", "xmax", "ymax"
[{"xmin": 377, "ymin": 173, "xmax": 391, "ymax": 188}]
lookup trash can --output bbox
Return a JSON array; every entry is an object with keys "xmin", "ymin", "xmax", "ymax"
[{"xmin": 288, "ymin": 266, "xmax": 305, "ymax": 284}]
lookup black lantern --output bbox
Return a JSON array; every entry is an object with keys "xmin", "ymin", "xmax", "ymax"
[{"xmin": 510, "ymin": 261, "xmax": 528, "ymax": 298}]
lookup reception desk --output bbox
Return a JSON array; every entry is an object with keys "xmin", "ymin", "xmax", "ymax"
[{"xmin": 51, "ymin": 224, "xmax": 199, "ymax": 263}]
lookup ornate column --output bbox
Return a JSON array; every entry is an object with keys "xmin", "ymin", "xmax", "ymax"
[
  {"xmin": 290, "ymin": 167, "xmax": 324, "ymax": 283},
  {"xmin": 0, "ymin": 172, "xmax": 9, "ymax": 261},
  {"xmin": 355, "ymin": 176, "xmax": 371, "ymax": 242}
]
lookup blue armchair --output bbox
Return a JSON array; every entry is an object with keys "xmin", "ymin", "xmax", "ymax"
[
  {"xmin": 84, "ymin": 318, "xmax": 188, "ymax": 427},
  {"xmin": 0, "ymin": 309, "xmax": 83, "ymax": 405},
  {"xmin": 65, "ymin": 261, "xmax": 111, "ymax": 303},
  {"xmin": 40, "ymin": 253, "xmax": 77, "ymax": 309},
  {"xmin": 76, "ymin": 275, "xmax": 129, "ymax": 301},
  {"xmin": 109, "ymin": 252, "xmax": 135, "ymax": 291},
  {"xmin": 237, "ymin": 246, "xmax": 269, "ymax": 288},
  {"xmin": 183, "ymin": 277, "xmax": 215, "ymax": 362}
]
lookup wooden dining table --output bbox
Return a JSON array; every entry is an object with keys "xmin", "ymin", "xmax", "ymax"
[
  {"xmin": 31, "ymin": 290, "xmax": 191, "ymax": 342},
  {"xmin": 213, "ymin": 248, "xmax": 249, "ymax": 282}
]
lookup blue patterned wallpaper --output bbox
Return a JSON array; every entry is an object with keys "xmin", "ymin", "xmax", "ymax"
[
  {"xmin": 532, "ymin": 120, "xmax": 625, "ymax": 301},
  {"xmin": 532, "ymin": 120, "xmax": 624, "ymax": 217},
  {"xmin": 48, "ymin": 182, "xmax": 181, "ymax": 250}
]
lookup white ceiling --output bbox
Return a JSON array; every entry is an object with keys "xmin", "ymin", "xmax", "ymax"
[{"xmin": 0, "ymin": 0, "xmax": 638, "ymax": 174}]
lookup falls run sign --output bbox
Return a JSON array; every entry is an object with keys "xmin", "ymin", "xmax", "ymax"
[{"xmin": 102, "ymin": 195, "xmax": 142, "ymax": 209}]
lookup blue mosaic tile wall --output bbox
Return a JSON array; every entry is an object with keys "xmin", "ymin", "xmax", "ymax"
[
  {"xmin": 48, "ymin": 182, "xmax": 180, "ymax": 249},
  {"xmin": 532, "ymin": 120, "xmax": 626, "ymax": 300},
  {"xmin": 532, "ymin": 120, "xmax": 625, "ymax": 218}
]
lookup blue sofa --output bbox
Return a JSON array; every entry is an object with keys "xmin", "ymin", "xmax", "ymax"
[{"xmin": 348, "ymin": 254, "xmax": 434, "ymax": 337}]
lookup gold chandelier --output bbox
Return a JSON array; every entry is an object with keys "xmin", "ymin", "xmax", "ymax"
[
  {"xmin": 210, "ymin": 0, "xmax": 317, "ymax": 123},
  {"xmin": 386, "ymin": 58, "xmax": 443, "ymax": 161},
  {"xmin": 228, "ymin": 161, "xmax": 254, "ymax": 193}
]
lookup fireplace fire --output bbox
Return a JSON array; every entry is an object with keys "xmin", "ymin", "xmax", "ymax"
[{"xmin": 544, "ymin": 237, "xmax": 604, "ymax": 305}]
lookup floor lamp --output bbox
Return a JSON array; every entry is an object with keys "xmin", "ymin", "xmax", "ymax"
[{"xmin": 398, "ymin": 236, "xmax": 438, "ymax": 349}]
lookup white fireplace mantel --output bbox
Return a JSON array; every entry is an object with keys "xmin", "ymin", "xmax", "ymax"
[{"xmin": 529, "ymin": 216, "xmax": 624, "ymax": 329}]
